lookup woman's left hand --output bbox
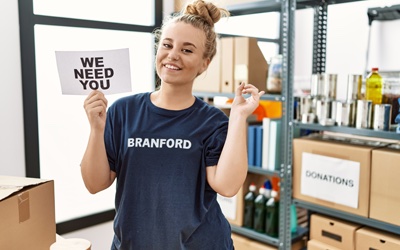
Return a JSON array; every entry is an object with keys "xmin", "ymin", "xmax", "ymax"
[{"xmin": 230, "ymin": 82, "xmax": 265, "ymax": 118}]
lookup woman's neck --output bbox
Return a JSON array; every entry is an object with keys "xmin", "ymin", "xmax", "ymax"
[{"xmin": 151, "ymin": 85, "xmax": 195, "ymax": 110}]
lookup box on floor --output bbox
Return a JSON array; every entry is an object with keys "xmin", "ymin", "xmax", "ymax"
[{"xmin": 0, "ymin": 175, "xmax": 56, "ymax": 250}]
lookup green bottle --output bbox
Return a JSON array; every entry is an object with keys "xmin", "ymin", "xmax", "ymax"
[
  {"xmin": 265, "ymin": 190, "xmax": 279, "ymax": 237},
  {"xmin": 243, "ymin": 183, "xmax": 257, "ymax": 229},
  {"xmin": 253, "ymin": 187, "xmax": 267, "ymax": 233},
  {"xmin": 366, "ymin": 67, "xmax": 383, "ymax": 105}
]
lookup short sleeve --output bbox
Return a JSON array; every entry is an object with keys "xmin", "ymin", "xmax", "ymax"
[
  {"xmin": 204, "ymin": 120, "xmax": 228, "ymax": 167},
  {"xmin": 104, "ymin": 104, "xmax": 117, "ymax": 172}
]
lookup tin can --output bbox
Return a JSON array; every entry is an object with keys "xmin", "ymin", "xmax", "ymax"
[
  {"xmin": 336, "ymin": 101, "xmax": 356, "ymax": 127},
  {"xmin": 299, "ymin": 96, "xmax": 313, "ymax": 117},
  {"xmin": 356, "ymin": 100, "xmax": 373, "ymax": 129},
  {"xmin": 324, "ymin": 74, "xmax": 338, "ymax": 99},
  {"xmin": 373, "ymin": 104, "xmax": 392, "ymax": 131},
  {"xmin": 310, "ymin": 74, "xmax": 324, "ymax": 97},
  {"xmin": 316, "ymin": 98, "xmax": 333, "ymax": 125},
  {"xmin": 346, "ymin": 74, "xmax": 362, "ymax": 101}
]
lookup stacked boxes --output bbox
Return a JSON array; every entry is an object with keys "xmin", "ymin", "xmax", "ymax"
[{"xmin": 308, "ymin": 214, "xmax": 400, "ymax": 250}]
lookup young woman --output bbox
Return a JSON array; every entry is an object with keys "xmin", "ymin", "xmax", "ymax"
[{"xmin": 81, "ymin": 0, "xmax": 264, "ymax": 249}]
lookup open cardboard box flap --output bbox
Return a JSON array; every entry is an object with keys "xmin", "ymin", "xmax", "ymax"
[{"xmin": 0, "ymin": 175, "xmax": 49, "ymax": 201}]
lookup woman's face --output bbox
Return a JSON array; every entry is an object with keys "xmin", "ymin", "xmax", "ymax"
[{"xmin": 156, "ymin": 21, "xmax": 210, "ymax": 87}]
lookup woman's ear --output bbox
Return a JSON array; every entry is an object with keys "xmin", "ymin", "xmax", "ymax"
[{"xmin": 199, "ymin": 57, "xmax": 211, "ymax": 75}]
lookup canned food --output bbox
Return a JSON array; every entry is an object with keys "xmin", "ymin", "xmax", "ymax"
[
  {"xmin": 373, "ymin": 104, "xmax": 392, "ymax": 131},
  {"xmin": 356, "ymin": 100, "xmax": 373, "ymax": 129}
]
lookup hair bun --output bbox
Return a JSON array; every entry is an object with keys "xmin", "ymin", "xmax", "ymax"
[{"xmin": 184, "ymin": 0, "xmax": 228, "ymax": 27}]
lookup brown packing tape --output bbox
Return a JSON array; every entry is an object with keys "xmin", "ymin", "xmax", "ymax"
[{"xmin": 18, "ymin": 191, "xmax": 30, "ymax": 223}]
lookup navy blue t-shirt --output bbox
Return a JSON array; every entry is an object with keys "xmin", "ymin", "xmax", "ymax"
[{"xmin": 104, "ymin": 92, "xmax": 233, "ymax": 250}]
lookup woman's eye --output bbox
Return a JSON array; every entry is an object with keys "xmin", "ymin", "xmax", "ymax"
[
  {"xmin": 163, "ymin": 43, "xmax": 172, "ymax": 48},
  {"xmin": 182, "ymin": 49, "xmax": 193, "ymax": 53}
]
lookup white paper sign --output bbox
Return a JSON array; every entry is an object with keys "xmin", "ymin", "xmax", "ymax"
[
  {"xmin": 217, "ymin": 194, "xmax": 237, "ymax": 220},
  {"xmin": 55, "ymin": 48, "xmax": 132, "ymax": 95},
  {"xmin": 301, "ymin": 152, "xmax": 360, "ymax": 208}
]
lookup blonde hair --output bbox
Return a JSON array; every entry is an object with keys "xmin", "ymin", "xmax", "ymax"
[{"xmin": 154, "ymin": 0, "xmax": 230, "ymax": 61}]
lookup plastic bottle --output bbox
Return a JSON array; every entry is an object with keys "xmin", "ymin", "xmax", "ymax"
[
  {"xmin": 243, "ymin": 183, "xmax": 257, "ymax": 229},
  {"xmin": 365, "ymin": 67, "xmax": 383, "ymax": 105},
  {"xmin": 264, "ymin": 180, "xmax": 272, "ymax": 198},
  {"xmin": 253, "ymin": 187, "xmax": 267, "ymax": 233},
  {"xmin": 290, "ymin": 204, "xmax": 298, "ymax": 233},
  {"xmin": 265, "ymin": 190, "xmax": 279, "ymax": 237}
]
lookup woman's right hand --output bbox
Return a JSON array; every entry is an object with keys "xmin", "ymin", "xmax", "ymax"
[{"xmin": 84, "ymin": 90, "xmax": 108, "ymax": 131}]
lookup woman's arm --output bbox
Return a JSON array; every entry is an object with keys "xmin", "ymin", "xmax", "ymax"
[
  {"xmin": 206, "ymin": 83, "xmax": 264, "ymax": 197},
  {"xmin": 81, "ymin": 91, "xmax": 116, "ymax": 194}
]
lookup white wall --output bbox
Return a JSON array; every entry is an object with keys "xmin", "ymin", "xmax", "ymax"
[{"xmin": 0, "ymin": 1, "xmax": 25, "ymax": 177}]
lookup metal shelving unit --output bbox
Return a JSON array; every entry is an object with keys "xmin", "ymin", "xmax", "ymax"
[
  {"xmin": 194, "ymin": 0, "xmax": 297, "ymax": 247},
  {"xmin": 293, "ymin": 199, "xmax": 400, "ymax": 235},
  {"xmin": 198, "ymin": 0, "xmax": 400, "ymax": 249},
  {"xmin": 294, "ymin": 121, "xmax": 400, "ymax": 140},
  {"xmin": 193, "ymin": 92, "xmax": 282, "ymax": 101},
  {"xmin": 293, "ymin": 0, "xmax": 400, "ymax": 249}
]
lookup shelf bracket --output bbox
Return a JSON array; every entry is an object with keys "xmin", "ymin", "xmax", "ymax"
[{"xmin": 312, "ymin": 1, "xmax": 328, "ymax": 74}]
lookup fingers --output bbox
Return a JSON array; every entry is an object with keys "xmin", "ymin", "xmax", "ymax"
[
  {"xmin": 237, "ymin": 82, "xmax": 265, "ymax": 99},
  {"xmin": 84, "ymin": 91, "xmax": 108, "ymax": 125},
  {"xmin": 84, "ymin": 91, "xmax": 108, "ymax": 110}
]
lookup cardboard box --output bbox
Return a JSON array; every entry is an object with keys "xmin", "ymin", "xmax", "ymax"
[
  {"xmin": 356, "ymin": 227, "xmax": 400, "ymax": 250},
  {"xmin": 310, "ymin": 214, "xmax": 361, "ymax": 250},
  {"xmin": 232, "ymin": 233, "xmax": 276, "ymax": 250},
  {"xmin": 369, "ymin": 144, "xmax": 400, "ymax": 226},
  {"xmin": 233, "ymin": 37, "xmax": 268, "ymax": 92},
  {"xmin": 232, "ymin": 233, "xmax": 305, "ymax": 250},
  {"xmin": 307, "ymin": 239, "xmax": 341, "ymax": 250},
  {"xmin": 193, "ymin": 38, "xmax": 221, "ymax": 93},
  {"xmin": 221, "ymin": 37, "xmax": 235, "ymax": 93},
  {"xmin": 0, "ymin": 175, "xmax": 56, "ymax": 250},
  {"xmin": 293, "ymin": 136, "xmax": 384, "ymax": 217},
  {"xmin": 220, "ymin": 37, "xmax": 268, "ymax": 93}
]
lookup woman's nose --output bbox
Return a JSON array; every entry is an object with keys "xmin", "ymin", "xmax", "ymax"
[{"xmin": 167, "ymin": 50, "xmax": 179, "ymax": 61}]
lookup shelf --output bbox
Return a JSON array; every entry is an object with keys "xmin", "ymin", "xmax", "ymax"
[
  {"xmin": 248, "ymin": 166, "xmax": 279, "ymax": 176},
  {"xmin": 226, "ymin": 0, "xmax": 369, "ymax": 16},
  {"xmin": 294, "ymin": 199, "xmax": 400, "ymax": 235},
  {"xmin": 226, "ymin": 0, "xmax": 281, "ymax": 16},
  {"xmin": 294, "ymin": 121, "xmax": 400, "ymax": 140},
  {"xmin": 231, "ymin": 225, "xmax": 308, "ymax": 246},
  {"xmin": 194, "ymin": 92, "xmax": 282, "ymax": 101}
]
